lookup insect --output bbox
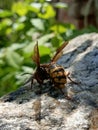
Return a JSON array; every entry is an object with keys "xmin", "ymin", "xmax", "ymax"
[{"xmin": 25, "ymin": 41, "xmax": 78, "ymax": 98}]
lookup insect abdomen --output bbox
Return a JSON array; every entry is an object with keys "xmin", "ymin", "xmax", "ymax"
[{"xmin": 49, "ymin": 64, "xmax": 67, "ymax": 85}]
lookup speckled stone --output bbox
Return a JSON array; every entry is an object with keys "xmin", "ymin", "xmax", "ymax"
[{"xmin": 0, "ymin": 33, "xmax": 98, "ymax": 130}]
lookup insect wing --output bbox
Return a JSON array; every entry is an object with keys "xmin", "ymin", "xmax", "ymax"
[
  {"xmin": 32, "ymin": 42, "xmax": 40, "ymax": 66},
  {"xmin": 51, "ymin": 41, "xmax": 68, "ymax": 62}
]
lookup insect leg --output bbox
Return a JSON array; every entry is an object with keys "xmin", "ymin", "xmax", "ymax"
[
  {"xmin": 65, "ymin": 71, "xmax": 79, "ymax": 84},
  {"xmin": 23, "ymin": 75, "xmax": 34, "ymax": 89},
  {"xmin": 54, "ymin": 83, "xmax": 70, "ymax": 99},
  {"xmin": 23, "ymin": 76, "xmax": 32, "ymax": 86},
  {"xmin": 21, "ymin": 72, "xmax": 32, "ymax": 75},
  {"xmin": 68, "ymin": 76, "xmax": 79, "ymax": 84},
  {"xmin": 58, "ymin": 88, "xmax": 71, "ymax": 100},
  {"xmin": 30, "ymin": 78, "xmax": 34, "ymax": 89},
  {"xmin": 59, "ymin": 88, "xmax": 65, "ymax": 96}
]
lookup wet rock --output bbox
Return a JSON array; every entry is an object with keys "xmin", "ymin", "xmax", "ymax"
[{"xmin": 0, "ymin": 33, "xmax": 98, "ymax": 130}]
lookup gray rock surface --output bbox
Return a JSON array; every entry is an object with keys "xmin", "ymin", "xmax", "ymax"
[{"xmin": 0, "ymin": 33, "xmax": 98, "ymax": 130}]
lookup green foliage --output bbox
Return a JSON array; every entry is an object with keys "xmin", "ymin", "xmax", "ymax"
[
  {"xmin": 0, "ymin": 0, "xmax": 72, "ymax": 96},
  {"xmin": 0, "ymin": 0, "xmax": 97, "ymax": 96}
]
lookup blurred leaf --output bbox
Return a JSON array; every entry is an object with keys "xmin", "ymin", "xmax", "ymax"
[
  {"xmin": 39, "ymin": 45, "xmax": 50, "ymax": 56},
  {"xmin": 0, "ymin": 18, "xmax": 12, "ymax": 31},
  {"xmin": 23, "ymin": 33, "xmax": 54, "ymax": 54},
  {"xmin": 38, "ymin": 3, "xmax": 56, "ymax": 19},
  {"xmin": 0, "ymin": 49, "xmax": 5, "ymax": 58},
  {"xmin": 70, "ymin": 24, "xmax": 76, "ymax": 30},
  {"xmin": 66, "ymin": 29, "xmax": 73, "ymax": 37},
  {"xmin": 39, "ymin": 0, "xmax": 45, "ymax": 3},
  {"xmin": 51, "ymin": 24, "xmax": 66, "ymax": 33},
  {"xmin": 18, "ymin": 16, "xmax": 26, "ymax": 22},
  {"xmin": 38, "ymin": 33, "xmax": 54, "ymax": 44},
  {"xmin": 28, "ymin": 3, "xmax": 40, "ymax": 13},
  {"xmin": 41, "ymin": 54, "xmax": 50, "ymax": 63},
  {"xmin": 0, "ymin": 0, "xmax": 82, "ymax": 97},
  {"xmin": 5, "ymin": 49, "xmax": 23, "ymax": 68},
  {"xmin": 51, "ymin": 36, "xmax": 63, "ymax": 48},
  {"xmin": 10, "ymin": 43, "xmax": 26, "ymax": 51},
  {"xmin": 0, "ymin": 59, "xmax": 4, "ymax": 65},
  {"xmin": 51, "ymin": 23, "xmax": 75, "ymax": 34},
  {"xmin": 2, "ymin": 72, "xmax": 15, "ymax": 83},
  {"xmin": 31, "ymin": 18, "xmax": 44, "ymax": 31},
  {"xmin": 12, "ymin": 2, "xmax": 28, "ymax": 16},
  {"xmin": 0, "ymin": 9, "xmax": 13, "ymax": 18},
  {"xmin": 12, "ymin": 23, "xmax": 25, "ymax": 31},
  {"xmin": 54, "ymin": 2, "xmax": 68, "ymax": 9},
  {"xmin": 21, "ymin": 66, "xmax": 33, "ymax": 73},
  {"xmin": 6, "ymin": 28, "xmax": 12, "ymax": 35}
]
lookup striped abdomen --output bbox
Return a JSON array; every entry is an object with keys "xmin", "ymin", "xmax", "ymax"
[{"xmin": 48, "ymin": 63, "xmax": 67, "ymax": 88}]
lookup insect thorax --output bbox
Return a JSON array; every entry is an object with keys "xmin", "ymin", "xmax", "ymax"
[{"xmin": 35, "ymin": 67, "xmax": 49, "ymax": 82}]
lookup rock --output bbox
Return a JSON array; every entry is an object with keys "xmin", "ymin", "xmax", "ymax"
[
  {"xmin": 0, "ymin": 33, "xmax": 98, "ymax": 130},
  {"xmin": 89, "ymin": 108, "xmax": 98, "ymax": 130}
]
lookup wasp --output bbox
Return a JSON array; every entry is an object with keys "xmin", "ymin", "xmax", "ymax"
[{"xmin": 25, "ymin": 41, "xmax": 78, "ymax": 99}]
